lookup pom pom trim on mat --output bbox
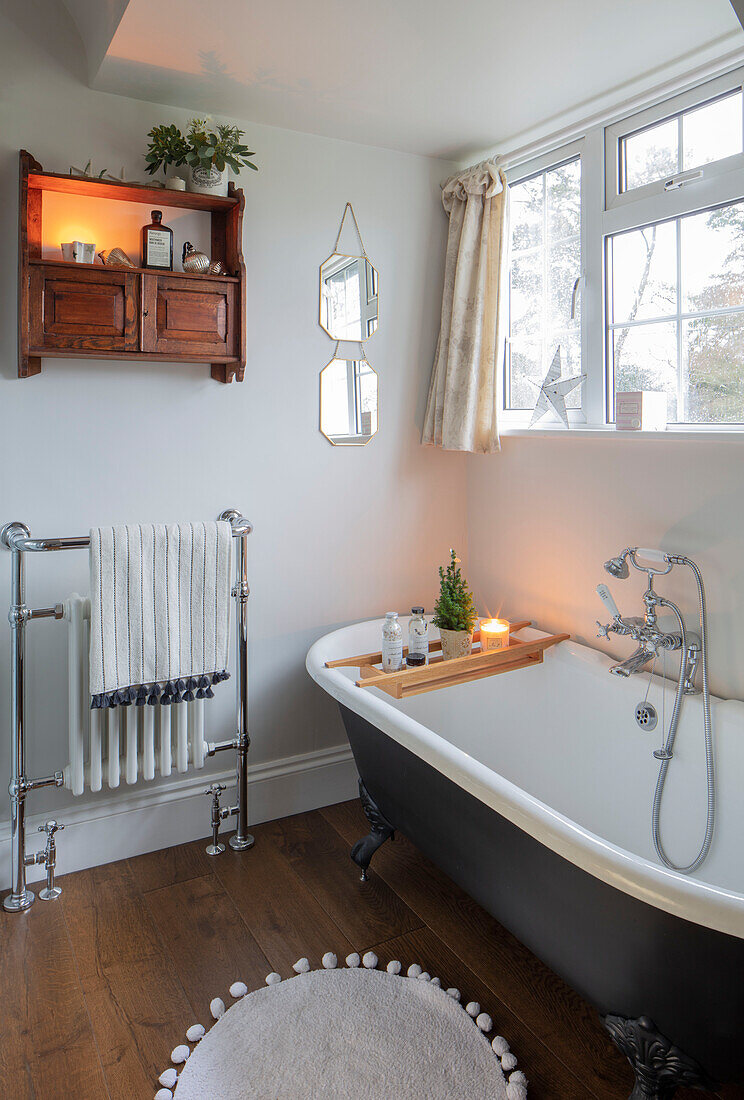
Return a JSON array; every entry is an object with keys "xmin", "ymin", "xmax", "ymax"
[{"xmin": 155, "ymin": 956, "xmax": 528, "ymax": 1099}]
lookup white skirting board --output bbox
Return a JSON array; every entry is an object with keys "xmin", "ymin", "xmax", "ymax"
[{"xmin": 0, "ymin": 744, "xmax": 358, "ymax": 886}]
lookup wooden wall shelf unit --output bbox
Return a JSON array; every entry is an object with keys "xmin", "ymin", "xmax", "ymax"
[
  {"xmin": 325, "ymin": 622, "xmax": 570, "ymax": 698},
  {"xmin": 18, "ymin": 150, "xmax": 246, "ymax": 383}
]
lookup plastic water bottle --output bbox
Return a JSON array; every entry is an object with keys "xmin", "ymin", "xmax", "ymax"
[{"xmin": 382, "ymin": 612, "xmax": 403, "ymax": 673}]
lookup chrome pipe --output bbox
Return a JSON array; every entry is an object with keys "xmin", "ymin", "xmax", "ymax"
[
  {"xmin": 2, "ymin": 522, "xmax": 34, "ymax": 912},
  {"xmin": 220, "ymin": 509, "xmax": 254, "ymax": 852},
  {"xmin": 4, "ymin": 533, "xmax": 91, "ymax": 553}
]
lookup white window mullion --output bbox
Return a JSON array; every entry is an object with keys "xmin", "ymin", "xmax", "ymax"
[
  {"xmin": 675, "ymin": 218, "xmax": 685, "ymax": 422},
  {"xmin": 582, "ymin": 128, "xmax": 605, "ymax": 425}
]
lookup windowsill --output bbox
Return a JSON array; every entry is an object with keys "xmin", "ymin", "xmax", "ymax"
[{"xmin": 499, "ymin": 425, "xmax": 744, "ymax": 440}]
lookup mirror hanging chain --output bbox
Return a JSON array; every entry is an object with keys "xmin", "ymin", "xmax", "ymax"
[{"xmin": 334, "ymin": 202, "xmax": 368, "ymax": 259}]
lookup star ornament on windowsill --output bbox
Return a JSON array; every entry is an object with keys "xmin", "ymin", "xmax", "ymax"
[{"xmin": 528, "ymin": 347, "xmax": 586, "ymax": 428}]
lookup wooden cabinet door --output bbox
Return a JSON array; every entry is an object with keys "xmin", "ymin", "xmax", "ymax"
[
  {"xmin": 141, "ymin": 275, "xmax": 237, "ymax": 360},
  {"xmin": 29, "ymin": 265, "xmax": 139, "ymax": 354}
]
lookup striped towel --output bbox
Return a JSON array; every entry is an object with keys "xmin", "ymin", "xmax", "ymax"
[{"xmin": 89, "ymin": 522, "xmax": 232, "ymax": 709}]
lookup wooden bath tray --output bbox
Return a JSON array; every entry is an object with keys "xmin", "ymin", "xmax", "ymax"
[{"xmin": 325, "ymin": 622, "xmax": 570, "ymax": 698}]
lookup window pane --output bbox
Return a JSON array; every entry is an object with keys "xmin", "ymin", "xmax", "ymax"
[
  {"xmin": 547, "ymin": 160, "xmax": 580, "ymax": 241},
  {"xmin": 508, "ymin": 337, "xmax": 542, "ymax": 409},
  {"xmin": 609, "ymin": 221, "xmax": 677, "ymax": 323},
  {"xmin": 622, "ymin": 119, "xmax": 678, "ymax": 191},
  {"xmin": 510, "ymin": 176, "xmax": 543, "ymax": 252},
  {"xmin": 682, "ymin": 202, "xmax": 744, "ymax": 313},
  {"xmin": 612, "ymin": 321, "xmax": 678, "ymax": 420},
  {"xmin": 508, "ymin": 157, "xmax": 582, "ymax": 411},
  {"xmin": 686, "ymin": 313, "xmax": 744, "ymax": 423},
  {"xmin": 683, "ymin": 92, "xmax": 743, "ymax": 172},
  {"xmin": 510, "ymin": 251, "xmax": 542, "ymax": 336},
  {"xmin": 548, "ymin": 237, "xmax": 580, "ymax": 331}
]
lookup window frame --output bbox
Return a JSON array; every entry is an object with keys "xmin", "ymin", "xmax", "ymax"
[{"xmin": 499, "ymin": 62, "xmax": 744, "ymax": 435}]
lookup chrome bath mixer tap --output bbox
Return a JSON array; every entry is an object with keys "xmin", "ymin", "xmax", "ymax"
[
  {"xmin": 596, "ymin": 554, "xmax": 699, "ymax": 692},
  {"xmin": 596, "ymin": 546, "xmax": 714, "ymax": 874}
]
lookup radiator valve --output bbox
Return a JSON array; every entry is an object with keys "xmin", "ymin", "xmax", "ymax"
[
  {"xmin": 204, "ymin": 783, "xmax": 235, "ymax": 855},
  {"xmin": 31, "ymin": 820, "xmax": 64, "ymax": 900}
]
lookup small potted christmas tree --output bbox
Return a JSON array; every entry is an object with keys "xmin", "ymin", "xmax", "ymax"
[{"xmin": 432, "ymin": 549, "xmax": 477, "ymax": 661}]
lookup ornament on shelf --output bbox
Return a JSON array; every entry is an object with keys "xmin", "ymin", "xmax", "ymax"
[
  {"xmin": 529, "ymin": 346, "xmax": 586, "ymax": 429},
  {"xmin": 181, "ymin": 242, "xmax": 210, "ymax": 273},
  {"xmin": 98, "ymin": 248, "xmax": 136, "ymax": 268},
  {"xmin": 69, "ymin": 159, "xmax": 108, "ymax": 180}
]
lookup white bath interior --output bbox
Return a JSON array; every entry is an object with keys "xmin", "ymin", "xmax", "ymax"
[{"xmin": 308, "ymin": 618, "xmax": 744, "ymax": 938}]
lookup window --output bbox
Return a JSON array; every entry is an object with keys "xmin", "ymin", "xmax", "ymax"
[
  {"xmin": 501, "ymin": 65, "xmax": 744, "ymax": 433},
  {"xmin": 605, "ymin": 71, "xmax": 744, "ymax": 210},
  {"xmin": 607, "ymin": 200, "xmax": 744, "ymax": 423},
  {"xmin": 619, "ymin": 90, "xmax": 743, "ymax": 194},
  {"xmin": 506, "ymin": 156, "xmax": 582, "ymax": 412}
]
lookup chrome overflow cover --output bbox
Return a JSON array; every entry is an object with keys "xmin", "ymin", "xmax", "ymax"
[{"xmin": 635, "ymin": 702, "xmax": 658, "ymax": 731}]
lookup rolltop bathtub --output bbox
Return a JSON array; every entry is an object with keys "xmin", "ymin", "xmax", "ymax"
[{"xmin": 306, "ymin": 618, "xmax": 744, "ymax": 1090}]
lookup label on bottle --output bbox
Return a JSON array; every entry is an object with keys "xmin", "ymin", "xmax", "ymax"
[
  {"xmin": 145, "ymin": 228, "xmax": 171, "ymax": 268},
  {"xmin": 408, "ymin": 621, "xmax": 428, "ymax": 659},
  {"xmin": 382, "ymin": 635, "xmax": 403, "ymax": 673}
]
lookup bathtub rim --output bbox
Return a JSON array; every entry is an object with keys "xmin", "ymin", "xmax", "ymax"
[{"xmin": 306, "ymin": 617, "xmax": 744, "ymax": 941}]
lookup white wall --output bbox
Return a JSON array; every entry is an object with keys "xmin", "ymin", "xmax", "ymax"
[
  {"xmin": 0, "ymin": 8, "xmax": 465, "ymax": 851},
  {"xmin": 466, "ymin": 435, "xmax": 744, "ymax": 701}
]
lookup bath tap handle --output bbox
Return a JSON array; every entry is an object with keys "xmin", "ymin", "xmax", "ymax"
[
  {"xmin": 596, "ymin": 620, "xmax": 610, "ymax": 638},
  {"xmin": 596, "ymin": 584, "xmax": 621, "ymax": 620}
]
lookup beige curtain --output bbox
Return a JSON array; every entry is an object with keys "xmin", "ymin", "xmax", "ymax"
[{"xmin": 422, "ymin": 161, "xmax": 508, "ymax": 453}]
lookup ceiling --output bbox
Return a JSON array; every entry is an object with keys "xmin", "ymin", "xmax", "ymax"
[{"xmin": 60, "ymin": 0, "xmax": 744, "ymax": 161}]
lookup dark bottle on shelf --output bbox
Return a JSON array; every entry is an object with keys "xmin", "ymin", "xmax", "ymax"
[{"xmin": 141, "ymin": 210, "xmax": 173, "ymax": 270}]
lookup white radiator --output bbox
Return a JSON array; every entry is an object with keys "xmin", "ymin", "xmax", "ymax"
[{"xmin": 63, "ymin": 593, "xmax": 209, "ymax": 795}]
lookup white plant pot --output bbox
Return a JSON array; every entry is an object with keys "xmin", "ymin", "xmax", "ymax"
[
  {"xmin": 439, "ymin": 628, "xmax": 473, "ymax": 662},
  {"xmin": 164, "ymin": 164, "xmax": 187, "ymax": 191},
  {"xmin": 187, "ymin": 164, "xmax": 229, "ymax": 197}
]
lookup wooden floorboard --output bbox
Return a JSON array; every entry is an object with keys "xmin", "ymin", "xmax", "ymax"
[
  {"xmin": 260, "ymin": 809, "xmax": 424, "ymax": 947},
  {"xmin": 212, "ymin": 825, "xmax": 355, "ymax": 972},
  {"xmin": 0, "ymin": 899, "xmax": 108, "ymax": 1100},
  {"xmin": 144, "ymin": 871, "xmax": 272, "ymax": 1019},
  {"xmin": 60, "ymin": 857, "xmax": 196, "ymax": 1098},
  {"xmin": 1, "ymin": 798, "xmax": 739, "ymax": 1099}
]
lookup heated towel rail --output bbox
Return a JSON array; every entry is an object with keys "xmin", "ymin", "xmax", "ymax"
[{"xmin": 1, "ymin": 508, "xmax": 254, "ymax": 914}]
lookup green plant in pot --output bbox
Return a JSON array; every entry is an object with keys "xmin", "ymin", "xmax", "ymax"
[
  {"xmin": 185, "ymin": 117, "xmax": 258, "ymax": 196},
  {"xmin": 144, "ymin": 124, "xmax": 191, "ymax": 184},
  {"xmin": 432, "ymin": 549, "xmax": 477, "ymax": 661}
]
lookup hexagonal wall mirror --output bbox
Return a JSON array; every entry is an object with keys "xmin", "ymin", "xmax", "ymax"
[
  {"xmin": 319, "ymin": 253, "xmax": 378, "ymax": 341},
  {"xmin": 320, "ymin": 357, "xmax": 378, "ymax": 445}
]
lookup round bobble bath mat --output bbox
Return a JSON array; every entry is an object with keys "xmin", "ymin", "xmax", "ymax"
[{"xmin": 161, "ymin": 956, "xmax": 527, "ymax": 1099}]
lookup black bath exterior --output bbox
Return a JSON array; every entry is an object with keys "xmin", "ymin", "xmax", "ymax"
[{"xmin": 339, "ymin": 703, "xmax": 744, "ymax": 1088}]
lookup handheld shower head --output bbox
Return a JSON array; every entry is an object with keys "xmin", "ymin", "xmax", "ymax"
[{"xmin": 604, "ymin": 553, "xmax": 630, "ymax": 579}]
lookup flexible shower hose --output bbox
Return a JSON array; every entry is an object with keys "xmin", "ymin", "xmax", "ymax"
[{"xmin": 652, "ymin": 559, "xmax": 715, "ymax": 874}]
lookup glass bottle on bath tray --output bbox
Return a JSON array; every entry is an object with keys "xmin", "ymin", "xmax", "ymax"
[
  {"xmin": 407, "ymin": 607, "xmax": 428, "ymax": 666},
  {"xmin": 382, "ymin": 612, "xmax": 403, "ymax": 673},
  {"xmin": 141, "ymin": 209, "xmax": 173, "ymax": 270}
]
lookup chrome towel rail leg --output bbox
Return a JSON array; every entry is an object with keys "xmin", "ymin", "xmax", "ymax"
[
  {"xmin": 220, "ymin": 509, "xmax": 254, "ymax": 852},
  {"xmin": 3, "ymin": 522, "xmax": 33, "ymax": 912},
  {"xmin": 2, "ymin": 523, "xmax": 64, "ymax": 913}
]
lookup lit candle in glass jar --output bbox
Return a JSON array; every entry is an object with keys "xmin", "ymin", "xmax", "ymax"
[{"xmin": 480, "ymin": 618, "xmax": 510, "ymax": 651}]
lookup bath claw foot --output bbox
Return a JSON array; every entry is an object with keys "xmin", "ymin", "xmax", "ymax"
[
  {"xmin": 603, "ymin": 1014, "xmax": 716, "ymax": 1100},
  {"xmin": 351, "ymin": 779, "xmax": 395, "ymax": 881}
]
